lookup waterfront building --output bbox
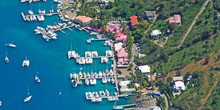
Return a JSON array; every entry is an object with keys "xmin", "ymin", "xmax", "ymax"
[{"xmin": 74, "ymin": 16, "xmax": 92, "ymax": 26}]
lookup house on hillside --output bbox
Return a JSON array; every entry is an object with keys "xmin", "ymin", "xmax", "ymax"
[
  {"xmin": 169, "ymin": 14, "xmax": 181, "ymax": 24},
  {"xmin": 150, "ymin": 30, "xmax": 162, "ymax": 37},
  {"xmin": 173, "ymin": 76, "xmax": 186, "ymax": 95},
  {"xmin": 145, "ymin": 11, "xmax": 155, "ymax": 20},
  {"xmin": 138, "ymin": 65, "xmax": 156, "ymax": 81},
  {"xmin": 74, "ymin": 16, "xmax": 92, "ymax": 26},
  {"xmin": 130, "ymin": 16, "xmax": 139, "ymax": 26}
]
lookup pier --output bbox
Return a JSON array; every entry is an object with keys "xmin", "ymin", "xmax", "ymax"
[
  {"xmin": 78, "ymin": 76, "xmax": 114, "ymax": 80},
  {"xmin": 86, "ymin": 94, "xmax": 129, "ymax": 100},
  {"xmin": 21, "ymin": 12, "xmax": 58, "ymax": 21},
  {"xmin": 76, "ymin": 56, "xmax": 112, "ymax": 59},
  {"xmin": 111, "ymin": 43, "xmax": 119, "ymax": 92},
  {"xmin": 53, "ymin": 24, "xmax": 76, "ymax": 34}
]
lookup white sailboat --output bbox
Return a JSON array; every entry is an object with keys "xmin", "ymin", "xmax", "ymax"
[
  {"xmin": 35, "ymin": 72, "xmax": 40, "ymax": 83},
  {"xmin": 24, "ymin": 86, "xmax": 32, "ymax": 103},
  {"xmin": 5, "ymin": 52, "xmax": 9, "ymax": 63},
  {"xmin": 22, "ymin": 56, "xmax": 30, "ymax": 67}
]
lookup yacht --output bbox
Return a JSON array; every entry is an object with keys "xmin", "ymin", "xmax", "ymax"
[
  {"xmin": 108, "ymin": 96, "xmax": 118, "ymax": 101},
  {"xmin": 21, "ymin": 0, "xmax": 27, "ymax": 3},
  {"xmin": 102, "ymin": 71, "xmax": 106, "ymax": 77},
  {"xmin": 5, "ymin": 43, "xmax": 16, "ymax": 48},
  {"xmin": 46, "ymin": 31, "xmax": 57, "ymax": 39},
  {"xmin": 87, "ymin": 72, "xmax": 90, "ymax": 78},
  {"xmin": 90, "ymin": 72, "xmax": 94, "ymax": 78},
  {"xmin": 75, "ymin": 25, "xmax": 82, "ymax": 31},
  {"xmin": 102, "ymin": 78, "xmax": 107, "ymax": 84},
  {"xmin": 101, "ymin": 57, "xmax": 108, "ymax": 63},
  {"xmin": 34, "ymin": 29, "xmax": 41, "ymax": 34},
  {"xmin": 90, "ymin": 78, "xmax": 96, "ymax": 85},
  {"xmin": 104, "ymin": 41, "xmax": 111, "ymax": 46},
  {"xmin": 85, "ymin": 79, "xmax": 89, "ymax": 85},
  {"xmin": 106, "ymin": 50, "xmax": 113, "ymax": 56},
  {"xmin": 53, "ymin": 0, "xmax": 58, "ymax": 3},
  {"xmin": 106, "ymin": 69, "xmax": 109, "ymax": 76},
  {"xmin": 99, "ymin": 91, "xmax": 106, "ymax": 97},
  {"xmin": 85, "ymin": 58, "xmax": 93, "ymax": 64},
  {"xmin": 28, "ymin": 0, "xmax": 32, "ymax": 4},
  {"xmin": 94, "ymin": 72, "xmax": 98, "ymax": 78},
  {"xmin": 85, "ymin": 51, "xmax": 92, "ymax": 57},
  {"xmin": 107, "ymin": 77, "xmax": 111, "ymax": 83},
  {"xmin": 110, "ymin": 69, "xmax": 114, "ymax": 76},
  {"xmin": 98, "ymin": 71, "xmax": 102, "ymax": 77},
  {"xmin": 22, "ymin": 56, "xmax": 30, "ymax": 67},
  {"xmin": 91, "ymin": 97, "xmax": 102, "ymax": 102},
  {"xmin": 83, "ymin": 72, "xmax": 87, "ymax": 78},
  {"xmin": 72, "ymin": 73, "xmax": 77, "ymax": 79},
  {"xmin": 24, "ymin": 86, "xmax": 32, "ymax": 103},
  {"xmin": 111, "ymin": 78, "xmax": 115, "ymax": 84},
  {"xmin": 5, "ymin": 54, "xmax": 9, "ymax": 63},
  {"xmin": 105, "ymin": 89, "xmax": 110, "ymax": 96},
  {"xmin": 0, "ymin": 101, "xmax": 1, "ymax": 106},
  {"xmin": 85, "ymin": 92, "xmax": 93, "ymax": 100},
  {"xmin": 79, "ymin": 71, "xmax": 83, "ymax": 78},
  {"xmin": 37, "ymin": 14, "xmax": 44, "ymax": 21},
  {"xmin": 72, "ymin": 79, "xmax": 77, "ymax": 88},
  {"xmin": 79, "ymin": 58, "xmax": 85, "ymax": 64},
  {"xmin": 91, "ymin": 51, "xmax": 98, "ymax": 57},
  {"xmin": 68, "ymin": 45, "xmax": 76, "ymax": 59}
]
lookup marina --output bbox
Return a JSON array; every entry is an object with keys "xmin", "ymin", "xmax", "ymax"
[{"xmin": 21, "ymin": 12, "xmax": 58, "ymax": 22}]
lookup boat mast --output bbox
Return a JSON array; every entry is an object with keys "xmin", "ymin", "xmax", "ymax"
[{"xmin": 27, "ymin": 85, "xmax": 30, "ymax": 96}]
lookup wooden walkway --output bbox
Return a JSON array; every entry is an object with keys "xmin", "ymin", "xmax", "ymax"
[{"xmin": 76, "ymin": 56, "xmax": 112, "ymax": 59}]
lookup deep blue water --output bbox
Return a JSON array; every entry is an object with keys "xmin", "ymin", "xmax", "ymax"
[{"xmin": 0, "ymin": 0, "xmax": 132, "ymax": 110}]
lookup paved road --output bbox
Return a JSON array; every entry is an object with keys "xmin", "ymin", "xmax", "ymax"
[{"xmin": 177, "ymin": 0, "xmax": 211, "ymax": 48}]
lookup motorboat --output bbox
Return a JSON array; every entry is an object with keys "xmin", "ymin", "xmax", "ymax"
[
  {"xmin": 35, "ymin": 75, "xmax": 40, "ymax": 83},
  {"xmin": 5, "ymin": 43, "xmax": 16, "ymax": 48},
  {"xmin": 85, "ymin": 51, "xmax": 92, "ymax": 57},
  {"xmin": 28, "ymin": 10, "xmax": 34, "ymax": 15},
  {"xmin": 99, "ymin": 91, "xmax": 105, "ymax": 97},
  {"xmin": 53, "ymin": 0, "xmax": 58, "ymax": 3},
  {"xmin": 85, "ymin": 92, "xmax": 93, "ymax": 100},
  {"xmin": 46, "ymin": 31, "xmax": 57, "ymax": 39},
  {"xmin": 90, "ymin": 78, "xmax": 96, "ymax": 85},
  {"xmin": 106, "ymin": 69, "xmax": 109, "ymax": 76},
  {"xmin": 72, "ymin": 79, "xmax": 77, "ymax": 87},
  {"xmin": 91, "ymin": 51, "xmax": 98, "ymax": 57},
  {"xmin": 98, "ymin": 71, "xmax": 102, "ymax": 77},
  {"xmin": 70, "ymin": 73, "xmax": 73, "ymax": 79},
  {"xmin": 85, "ymin": 79, "xmax": 89, "ymax": 85},
  {"xmin": 102, "ymin": 78, "xmax": 107, "ymax": 84},
  {"xmin": 105, "ymin": 89, "xmax": 110, "ymax": 96},
  {"xmin": 113, "ymin": 101, "xmax": 123, "ymax": 109},
  {"xmin": 22, "ymin": 57, "xmax": 30, "ymax": 67},
  {"xmin": 24, "ymin": 86, "xmax": 32, "ymax": 103},
  {"xmin": 28, "ymin": 0, "xmax": 32, "ymax": 4}
]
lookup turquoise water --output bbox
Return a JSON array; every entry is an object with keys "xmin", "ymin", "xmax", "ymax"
[{"xmin": 0, "ymin": 0, "xmax": 132, "ymax": 110}]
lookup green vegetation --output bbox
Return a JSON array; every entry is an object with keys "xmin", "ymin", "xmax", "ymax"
[
  {"xmin": 172, "ymin": 71, "xmax": 220, "ymax": 110},
  {"xmin": 157, "ymin": 97, "xmax": 166, "ymax": 110},
  {"xmin": 128, "ymin": 70, "xmax": 149, "ymax": 89}
]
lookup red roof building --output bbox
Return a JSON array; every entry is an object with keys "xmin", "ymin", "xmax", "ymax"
[
  {"xmin": 169, "ymin": 14, "xmax": 181, "ymax": 24},
  {"xmin": 130, "ymin": 16, "xmax": 139, "ymax": 26}
]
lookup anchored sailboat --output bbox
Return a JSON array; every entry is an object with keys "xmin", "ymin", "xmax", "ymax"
[{"xmin": 24, "ymin": 86, "xmax": 32, "ymax": 103}]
